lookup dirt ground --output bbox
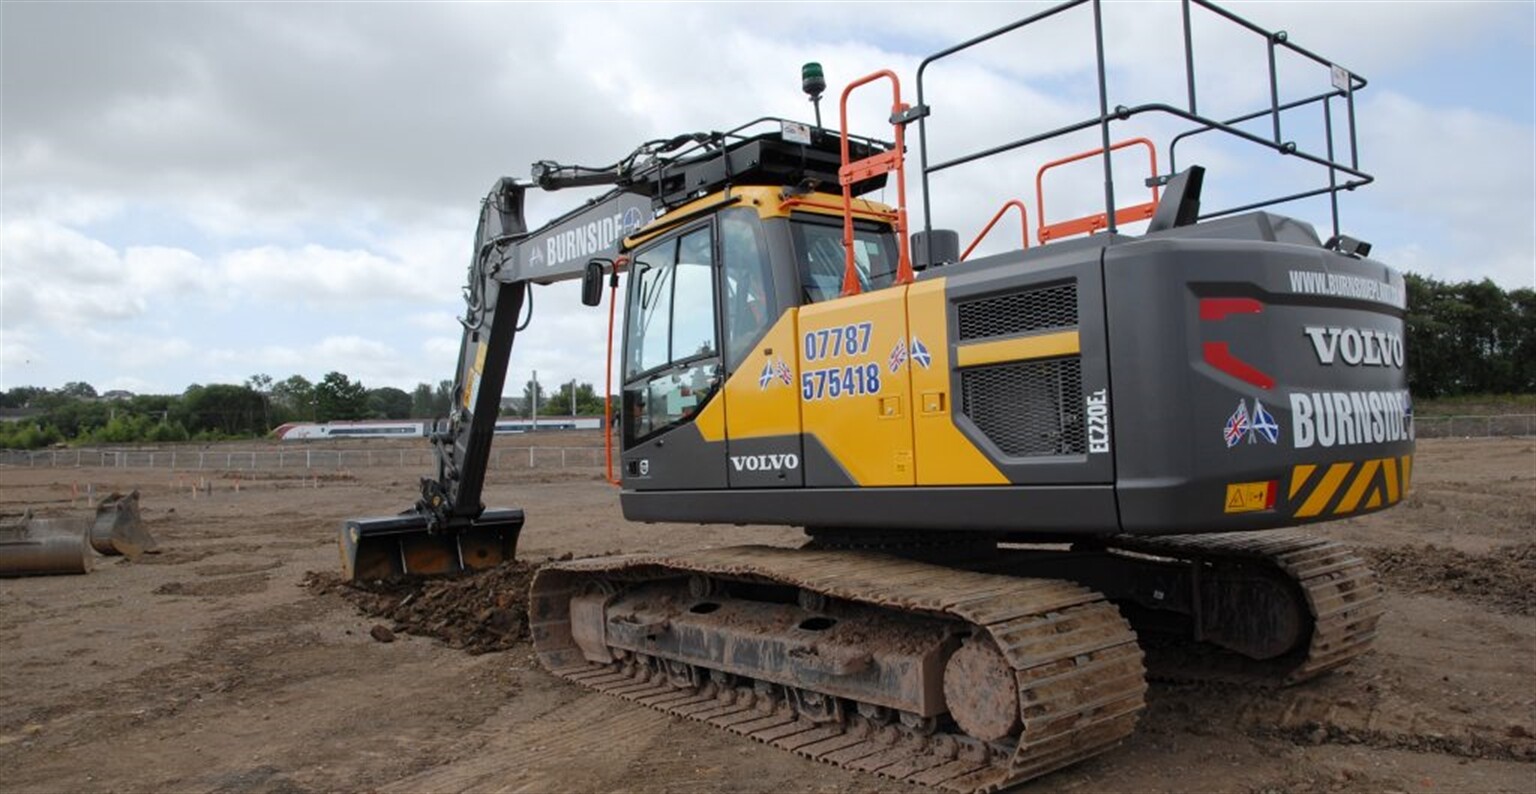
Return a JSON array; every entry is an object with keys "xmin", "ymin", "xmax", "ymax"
[{"xmin": 1, "ymin": 437, "xmax": 1533, "ymax": 793}]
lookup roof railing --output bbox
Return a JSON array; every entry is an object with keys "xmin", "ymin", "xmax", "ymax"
[{"xmin": 913, "ymin": 0, "xmax": 1371, "ymax": 248}]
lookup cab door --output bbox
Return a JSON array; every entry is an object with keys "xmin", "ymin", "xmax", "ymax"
[
  {"xmin": 717, "ymin": 207, "xmax": 804, "ymax": 488},
  {"xmin": 619, "ymin": 223, "xmax": 728, "ymax": 491},
  {"xmin": 798, "ymin": 288, "xmax": 915, "ymax": 486}
]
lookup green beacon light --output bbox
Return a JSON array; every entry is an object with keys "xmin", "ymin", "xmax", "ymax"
[{"xmin": 802, "ymin": 62, "xmax": 826, "ymax": 128}]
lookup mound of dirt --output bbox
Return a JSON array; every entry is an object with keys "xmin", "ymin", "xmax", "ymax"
[
  {"xmin": 1361, "ymin": 543, "xmax": 1536, "ymax": 616},
  {"xmin": 306, "ymin": 561, "xmax": 537, "ymax": 654}
]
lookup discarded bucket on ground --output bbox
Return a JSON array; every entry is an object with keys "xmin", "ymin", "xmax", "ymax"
[{"xmin": 88, "ymin": 491, "xmax": 158, "ymax": 558}]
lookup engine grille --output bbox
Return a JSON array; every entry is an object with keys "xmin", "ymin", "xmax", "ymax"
[
  {"xmin": 956, "ymin": 283, "xmax": 1077, "ymax": 341},
  {"xmin": 960, "ymin": 358, "xmax": 1085, "ymax": 457}
]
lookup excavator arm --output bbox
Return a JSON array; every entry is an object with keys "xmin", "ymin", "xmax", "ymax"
[
  {"xmin": 341, "ymin": 175, "xmax": 652, "ymax": 581},
  {"xmin": 339, "ymin": 121, "xmax": 891, "ymax": 580}
]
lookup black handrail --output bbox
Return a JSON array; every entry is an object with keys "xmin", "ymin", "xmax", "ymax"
[{"xmin": 912, "ymin": 0, "xmax": 1372, "ymax": 245}]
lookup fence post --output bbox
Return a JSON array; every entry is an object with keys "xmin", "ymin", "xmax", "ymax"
[{"xmin": 529, "ymin": 447, "xmax": 535, "ymax": 468}]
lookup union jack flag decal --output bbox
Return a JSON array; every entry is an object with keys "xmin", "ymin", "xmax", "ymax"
[
  {"xmin": 1223, "ymin": 400, "xmax": 1250, "ymax": 448},
  {"xmin": 888, "ymin": 339, "xmax": 908, "ymax": 373},
  {"xmin": 760, "ymin": 358, "xmax": 793, "ymax": 389},
  {"xmin": 773, "ymin": 358, "xmax": 793, "ymax": 386}
]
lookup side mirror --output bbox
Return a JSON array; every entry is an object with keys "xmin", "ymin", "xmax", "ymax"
[{"xmin": 580, "ymin": 260, "xmax": 606, "ymax": 306}]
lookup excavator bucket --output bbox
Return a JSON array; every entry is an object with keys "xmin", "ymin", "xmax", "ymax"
[
  {"xmin": 88, "ymin": 491, "xmax": 158, "ymax": 558},
  {"xmin": 340, "ymin": 508, "xmax": 524, "ymax": 582},
  {"xmin": 0, "ymin": 510, "xmax": 94, "ymax": 577}
]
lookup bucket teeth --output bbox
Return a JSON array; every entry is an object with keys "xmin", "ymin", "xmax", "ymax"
[{"xmin": 340, "ymin": 508, "xmax": 524, "ymax": 582}]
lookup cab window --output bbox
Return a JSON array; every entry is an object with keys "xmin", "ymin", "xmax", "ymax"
[
  {"xmin": 623, "ymin": 225, "xmax": 719, "ymax": 444},
  {"xmin": 790, "ymin": 215, "xmax": 898, "ymax": 303},
  {"xmin": 721, "ymin": 208, "xmax": 776, "ymax": 371}
]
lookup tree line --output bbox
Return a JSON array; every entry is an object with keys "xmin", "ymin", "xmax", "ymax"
[
  {"xmin": 1, "ymin": 272, "xmax": 1528, "ymax": 448},
  {"xmin": 0, "ymin": 373, "xmax": 612, "ymax": 450},
  {"xmin": 1404, "ymin": 274, "xmax": 1534, "ymax": 398}
]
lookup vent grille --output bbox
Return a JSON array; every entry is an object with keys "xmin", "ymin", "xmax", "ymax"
[
  {"xmin": 957, "ymin": 283, "xmax": 1078, "ymax": 341},
  {"xmin": 960, "ymin": 358, "xmax": 1085, "ymax": 457}
]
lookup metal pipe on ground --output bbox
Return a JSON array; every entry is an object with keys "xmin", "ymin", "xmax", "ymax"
[{"xmin": 0, "ymin": 514, "xmax": 94, "ymax": 577}]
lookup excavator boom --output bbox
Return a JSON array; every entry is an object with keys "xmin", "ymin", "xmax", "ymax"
[{"xmin": 343, "ymin": 123, "xmax": 885, "ymax": 580}]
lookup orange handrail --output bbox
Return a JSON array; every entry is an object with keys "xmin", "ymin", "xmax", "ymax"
[
  {"xmin": 1035, "ymin": 137, "xmax": 1160, "ymax": 244},
  {"xmin": 961, "ymin": 199, "xmax": 1031, "ymax": 261},
  {"xmin": 837, "ymin": 70, "xmax": 913, "ymax": 297},
  {"xmin": 602, "ymin": 257, "xmax": 627, "ymax": 487}
]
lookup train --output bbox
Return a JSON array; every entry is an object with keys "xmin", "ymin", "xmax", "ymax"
[{"xmin": 272, "ymin": 417, "xmax": 602, "ymax": 441}]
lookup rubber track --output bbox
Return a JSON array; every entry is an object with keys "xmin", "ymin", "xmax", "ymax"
[
  {"xmin": 529, "ymin": 545, "xmax": 1146, "ymax": 793},
  {"xmin": 1106, "ymin": 530, "xmax": 1384, "ymax": 685}
]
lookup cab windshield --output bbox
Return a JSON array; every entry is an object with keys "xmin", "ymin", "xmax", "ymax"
[{"xmin": 789, "ymin": 216, "xmax": 899, "ymax": 303}]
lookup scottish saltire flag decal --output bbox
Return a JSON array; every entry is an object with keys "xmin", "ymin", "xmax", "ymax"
[
  {"xmin": 1251, "ymin": 400, "xmax": 1280, "ymax": 444},
  {"xmin": 1223, "ymin": 400, "xmax": 1251, "ymax": 448},
  {"xmin": 760, "ymin": 358, "xmax": 793, "ymax": 389},
  {"xmin": 909, "ymin": 336, "xmax": 932, "ymax": 369}
]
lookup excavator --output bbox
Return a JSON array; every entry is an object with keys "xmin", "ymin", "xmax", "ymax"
[{"xmin": 340, "ymin": 1, "xmax": 1412, "ymax": 789}]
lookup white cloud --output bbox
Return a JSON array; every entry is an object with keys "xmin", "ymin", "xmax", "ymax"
[
  {"xmin": 0, "ymin": 0, "xmax": 1530, "ymax": 394},
  {"xmin": 0, "ymin": 329, "xmax": 43, "ymax": 377},
  {"xmin": 1357, "ymin": 91, "xmax": 1534, "ymax": 286},
  {"xmin": 422, "ymin": 336, "xmax": 460, "ymax": 361},
  {"xmin": 219, "ymin": 244, "xmax": 421, "ymax": 305},
  {"xmin": 0, "ymin": 217, "xmax": 207, "ymax": 330}
]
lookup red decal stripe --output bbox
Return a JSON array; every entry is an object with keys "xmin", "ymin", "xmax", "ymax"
[
  {"xmin": 1199, "ymin": 297, "xmax": 1263, "ymax": 321},
  {"xmin": 1203, "ymin": 341, "xmax": 1275, "ymax": 390}
]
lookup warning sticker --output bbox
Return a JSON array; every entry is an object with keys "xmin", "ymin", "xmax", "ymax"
[{"xmin": 1224, "ymin": 480, "xmax": 1275, "ymax": 514}]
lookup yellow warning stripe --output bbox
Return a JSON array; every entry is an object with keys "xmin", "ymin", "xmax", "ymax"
[
  {"xmin": 1289, "ymin": 464, "xmax": 1316, "ymax": 500},
  {"xmin": 1382, "ymin": 456, "xmax": 1400, "ymax": 503},
  {"xmin": 955, "ymin": 330, "xmax": 1080, "ymax": 367},
  {"xmin": 1289, "ymin": 454, "xmax": 1414, "ymax": 518},
  {"xmin": 1335, "ymin": 458, "xmax": 1381, "ymax": 514},
  {"xmin": 1295, "ymin": 462, "xmax": 1353, "ymax": 518}
]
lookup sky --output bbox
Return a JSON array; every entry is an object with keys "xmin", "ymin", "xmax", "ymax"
[{"xmin": 2, "ymin": 1, "xmax": 1532, "ymax": 398}]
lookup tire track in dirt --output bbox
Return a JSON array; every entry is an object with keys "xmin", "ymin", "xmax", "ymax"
[
  {"xmin": 379, "ymin": 692, "xmax": 675, "ymax": 793},
  {"xmin": 1150, "ymin": 682, "xmax": 1536, "ymax": 764},
  {"xmin": 1359, "ymin": 543, "xmax": 1536, "ymax": 616}
]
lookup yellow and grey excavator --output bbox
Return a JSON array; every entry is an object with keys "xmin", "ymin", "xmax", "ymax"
[{"xmin": 340, "ymin": 1, "xmax": 1412, "ymax": 788}]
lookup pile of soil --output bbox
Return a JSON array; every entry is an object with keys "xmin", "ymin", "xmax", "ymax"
[
  {"xmin": 1361, "ymin": 543, "xmax": 1536, "ymax": 616},
  {"xmin": 306, "ymin": 561, "xmax": 537, "ymax": 654}
]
